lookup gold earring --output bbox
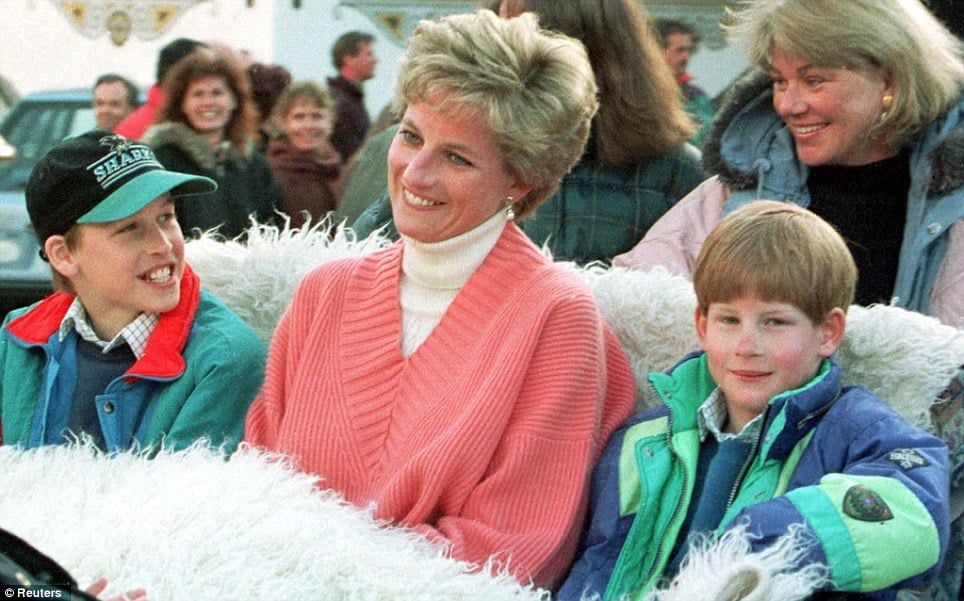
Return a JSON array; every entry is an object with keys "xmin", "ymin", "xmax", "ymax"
[
  {"xmin": 880, "ymin": 95, "xmax": 894, "ymax": 121},
  {"xmin": 504, "ymin": 196, "xmax": 515, "ymax": 221}
]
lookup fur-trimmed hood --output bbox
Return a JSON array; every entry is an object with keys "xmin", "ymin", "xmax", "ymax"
[
  {"xmin": 141, "ymin": 121, "xmax": 256, "ymax": 173},
  {"xmin": 701, "ymin": 70, "xmax": 964, "ymax": 197}
]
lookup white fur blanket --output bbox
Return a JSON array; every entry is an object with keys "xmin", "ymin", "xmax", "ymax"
[
  {"xmin": 1, "ymin": 224, "xmax": 959, "ymax": 601},
  {"xmin": 0, "ymin": 443, "xmax": 548, "ymax": 601},
  {"xmin": 640, "ymin": 525, "xmax": 830, "ymax": 601}
]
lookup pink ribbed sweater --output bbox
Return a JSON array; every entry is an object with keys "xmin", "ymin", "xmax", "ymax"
[{"xmin": 244, "ymin": 223, "xmax": 636, "ymax": 587}]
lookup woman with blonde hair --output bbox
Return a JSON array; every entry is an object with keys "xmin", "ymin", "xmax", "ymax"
[
  {"xmin": 244, "ymin": 9, "xmax": 636, "ymax": 589},
  {"xmin": 615, "ymin": 0, "xmax": 964, "ymax": 330},
  {"xmin": 353, "ymin": 0, "xmax": 704, "ymax": 264}
]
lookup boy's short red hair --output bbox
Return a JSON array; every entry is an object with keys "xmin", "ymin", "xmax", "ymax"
[{"xmin": 693, "ymin": 200, "xmax": 857, "ymax": 324}]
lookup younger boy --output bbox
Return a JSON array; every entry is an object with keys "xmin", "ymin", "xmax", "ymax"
[
  {"xmin": 559, "ymin": 201, "xmax": 950, "ymax": 600},
  {"xmin": 0, "ymin": 130, "xmax": 267, "ymax": 453}
]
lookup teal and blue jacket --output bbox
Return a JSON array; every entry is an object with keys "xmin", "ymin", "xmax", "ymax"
[
  {"xmin": 559, "ymin": 352, "xmax": 950, "ymax": 601},
  {"xmin": 0, "ymin": 266, "xmax": 267, "ymax": 454}
]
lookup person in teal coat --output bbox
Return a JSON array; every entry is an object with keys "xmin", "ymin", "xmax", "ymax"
[
  {"xmin": 561, "ymin": 202, "xmax": 950, "ymax": 601},
  {"xmin": 0, "ymin": 130, "xmax": 266, "ymax": 454}
]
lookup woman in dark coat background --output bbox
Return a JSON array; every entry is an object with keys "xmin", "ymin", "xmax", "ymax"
[{"xmin": 143, "ymin": 48, "xmax": 282, "ymax": 240}]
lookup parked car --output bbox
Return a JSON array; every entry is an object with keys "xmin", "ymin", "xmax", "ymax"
[{"xmin": 0, "ymin": 89, "xmax": 98, "ymax": 315}]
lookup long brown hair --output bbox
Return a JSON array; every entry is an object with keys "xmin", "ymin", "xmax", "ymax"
[
  {"xmin": 158, "ymin": 48, "xmax": 259, "ymax": 153},
  {"xmin": 518, "ymin": 0, "xmax": 695, "ymax": 165}
]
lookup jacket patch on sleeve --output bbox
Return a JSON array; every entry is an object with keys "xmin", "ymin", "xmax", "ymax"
[
  {"xmin": 885, "ymin": 448, "xmax": 929, "ymax": 470},
  {"xmin": 842, "ymin": 485, "xmax": 893, "ymax": 522}
]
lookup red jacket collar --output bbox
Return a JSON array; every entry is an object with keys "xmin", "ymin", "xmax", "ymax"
[{"xmin": 6, "ymin": 265, "xmax": 202, "ymax": 379}]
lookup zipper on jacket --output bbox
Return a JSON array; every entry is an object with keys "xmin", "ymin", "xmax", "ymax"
[
  {"xmin": 722, "ymin": 385, "xmax": 840, "ymax": 514},
  {"xmin": 634, "ymin": 384, "xmax": 690, "ymax": 597},
  {"xmin": 724, "ymin": 405, "xmax": 769, "ymax": 512},
  {"xmin": 794, "ymin": 387, "xmax": 841, "ymax": 430}
]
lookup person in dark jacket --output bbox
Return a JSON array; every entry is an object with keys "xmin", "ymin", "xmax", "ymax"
[
  {"xmin": 327, "ymin": 31, "xmax": 377, "ymax": 162},
  {"xmin": 504, "ymin": 0, "xmax": 704, "ymax": 264},
  {"xmin": 142, "ymin": 48, "xmax": 282, "ymax": 240},
  {"xmin": 653, "ymin": 18, "xmax": 717, "ymax": 147},
  {"xmin": 560, "ymin": 201, "xmax": 950, "ymax": 601}
]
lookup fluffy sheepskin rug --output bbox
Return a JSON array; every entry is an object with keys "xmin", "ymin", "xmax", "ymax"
[
  {"xmin": 0, "ymin": 442, "xmax": 549, "ymax": 601},
  {"xmin": 189, "ymin": 223, "xmax": 964, "ymax": 601},
  {"xmin": 639, "ymin": 525, "xmax": 829, "ymax": 601},
  {"xmin": 184, "ymin": 218, "xmax": 391, "ymax": 342}
]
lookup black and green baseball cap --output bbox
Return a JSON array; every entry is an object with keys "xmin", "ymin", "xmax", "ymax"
[{"xmin": 26, "ymin": 129, "xmax": 216, "ymax": 243}]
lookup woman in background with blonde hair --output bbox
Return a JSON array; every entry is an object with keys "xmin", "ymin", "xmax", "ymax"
[
  {"xmin": 352, "ymin": 0, "xmax": 704, "ymax": 264},
  {"xmin": 266, "ymin": 81, "xmax": 345, "ymax": 229},
  {"xmin": 615, "ymin": 0, "xmax": 964, "ymax": 330}
]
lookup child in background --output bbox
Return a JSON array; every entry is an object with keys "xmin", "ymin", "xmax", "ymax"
[
  {"xmin": 560, "ymin": 200, "xmax": 949, "ymax": 600},
  {"xmin": 1, "ymin": 130, "xmax": 267, "ymax": 453}
]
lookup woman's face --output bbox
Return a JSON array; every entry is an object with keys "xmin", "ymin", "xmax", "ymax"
[
  {"xmin": 770, "ymin": 47, "xmax": 893, "ymax": 166},
  {"xmin": 282, "ymin": 97, "xmax": 331, "ymax": 152},
  {"xmin": 387, "ymin": 99, "xmax": 532, "ymax": 244},
  {"xmin": 181, "ymin": 75, "xmax": 238, "ymax": 141}
]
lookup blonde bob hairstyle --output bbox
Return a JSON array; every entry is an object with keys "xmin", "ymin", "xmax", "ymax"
[
  {"xmin": 726, "ymin": 0, "xmax": 964, "ymax": 151},
  {"xmin": 390, "ymin": 9, "xmax": 598, "ymax": 219},
  {"xmin": 693, "ymin": 201, "xmax": 857, "ymax": 326}
]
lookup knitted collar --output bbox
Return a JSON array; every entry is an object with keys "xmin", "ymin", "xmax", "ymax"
[{"xmin": 400, "ymin": 210, "xmax": 508, "ymax": 290}]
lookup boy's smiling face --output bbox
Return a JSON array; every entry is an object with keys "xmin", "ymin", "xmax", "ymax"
[
  {"xmin": 46, "ymin": 195, "xmax": 185, "ymax": 341},
  {"xmin": 695, "ymin": 296, "xmax": 844, "ymax": 433}
]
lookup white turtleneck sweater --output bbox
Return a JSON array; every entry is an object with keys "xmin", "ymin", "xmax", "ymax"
[{"xmin": 399, "ymin": 210, "xmax": 508, "ymax": 357}]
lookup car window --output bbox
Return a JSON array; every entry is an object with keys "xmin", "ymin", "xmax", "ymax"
[
  {"xmin": 0, "ymin": 100, "xmax": 91, "ymax": 191},
  {"xmin": 67, "ymin": 108, "xmax": 96, "ymax": 138}
]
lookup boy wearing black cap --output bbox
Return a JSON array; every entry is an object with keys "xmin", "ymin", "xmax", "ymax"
[{"xmin": 0, "ymin": 130, "xmax": 267, "ymax": 454}]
